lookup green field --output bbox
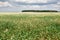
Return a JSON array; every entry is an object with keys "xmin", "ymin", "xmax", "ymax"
[{"xmin": 0, "ymin": 12, "xmax": 60, "ymax": 40}]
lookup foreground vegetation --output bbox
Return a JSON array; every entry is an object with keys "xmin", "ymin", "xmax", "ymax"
[{"xmin": 0, "ymin": 12, "xmax": 60, "ymax": 40}]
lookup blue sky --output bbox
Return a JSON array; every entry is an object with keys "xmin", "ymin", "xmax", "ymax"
[{"xmin": 0, "ymin": 0, "xmax": 60, "ymax": 12}]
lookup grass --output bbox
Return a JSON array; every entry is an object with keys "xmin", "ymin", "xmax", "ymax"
[{"xmin": 0, "ymin": 12, "xmax": 60, "ymax": 40}]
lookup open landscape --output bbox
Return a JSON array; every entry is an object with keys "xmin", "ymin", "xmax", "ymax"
[{"xmin": 0, "ymin": 12, "xmax": 60, "ymax": 40}]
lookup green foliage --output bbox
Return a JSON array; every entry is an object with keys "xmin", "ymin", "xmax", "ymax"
[
  {"xmin": 22, "ymin": 10, "xmax": 58, "ymax": 12},
  {"xmin": 0, "ymin": 13, "xmax": 60, "ymax": 40}
]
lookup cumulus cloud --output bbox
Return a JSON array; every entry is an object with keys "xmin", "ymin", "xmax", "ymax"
[
  {"xmin": 57, "ymin": 2, "xmax": 60, "ymax": 4},
  {"xmin": 0, "ymin": 1, "xmax": 12, "ymax": 7},
  {"xmin": 17, "ymin": 5, "xmax": 48, "ymax": 10},
  {"xmin": 0, "ymin": 0, "xmax": 60, "ymax": 11},
  {"xmin": 15, "ymin": 0, "xmax": 48, "ymax": 3},
  {"xmin": 53, "ymin": 4, "xmax": 60, "ymax": 8}
]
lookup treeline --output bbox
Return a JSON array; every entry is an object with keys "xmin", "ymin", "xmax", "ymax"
[{"xmin": 22, "ymin": 10, "xmax": 58, "ymax": 12}]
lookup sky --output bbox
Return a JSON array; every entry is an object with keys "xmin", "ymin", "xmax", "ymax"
[{"xmin": 0, "ymin": 0, "xmax": 60, "ymax": 12}]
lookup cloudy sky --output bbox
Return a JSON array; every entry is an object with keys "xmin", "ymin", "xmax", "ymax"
[{"xmin": 0, "ymin": 0, "xmax": 60, "ymax": 12}]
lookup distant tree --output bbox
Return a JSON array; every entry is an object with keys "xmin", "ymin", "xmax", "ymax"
[{"xmin": 22, "ymin": 10, "xmax": 58, "ymax": 12}]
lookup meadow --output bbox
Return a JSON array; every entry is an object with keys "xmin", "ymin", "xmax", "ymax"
[{"xmin": 0, "ymin": 12, "xmax": 60, "ymax": 40}]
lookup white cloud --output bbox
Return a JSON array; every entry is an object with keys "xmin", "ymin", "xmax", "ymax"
[
  {"xmin": 57, "ymin": 2, "xmax": 60, "ymax": 4},
  {"xmin": 15, "ymin": 0, "xmax": 48, "ymax": 3},
  {"xmin": 45, "ymin": 4, "xmax": 60, "ymax": 11},
  {"xmin": 0, "ymin": 1, "xmax": 13, "ymax": 7},
  {"xmin": 17, "ymin": 5, "xmax": 47, "ymax": 10},
  {"xmin": 50, "ymin": 4, "xmax": 60, "ymax": 8},
  {"xmin": 0, "ymin": 0, "xmax": 59, "ymax": 11}
]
